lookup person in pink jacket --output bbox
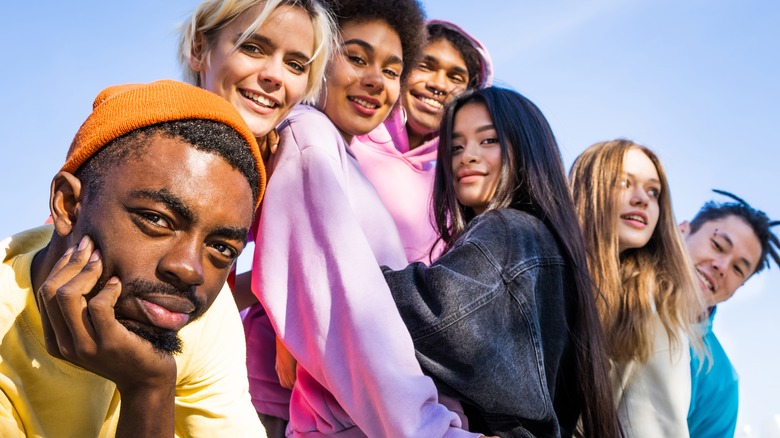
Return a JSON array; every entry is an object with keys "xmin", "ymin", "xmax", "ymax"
[
  {"xmin": 243, "ymin": 0, "xmax": 487, "ymax": 436},
  {"xmin": 351, "ymin": 20, "xmax": 493, "ymax": 264}
]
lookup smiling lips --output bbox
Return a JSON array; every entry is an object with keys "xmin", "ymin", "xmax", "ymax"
[
  {"xmin": 412, "ymin": 91, "xmax": 444, "ymax": 112},
  {"xmin": 348, "ymin": 95, "xmax": 380, "ymax": 115},
  {"xmin": 695, "ymin": 268, "xmax": 715, "ymax": 293},
  {"xmin": 240, "ymin": 89, "xmax": 279, "ymax": 110},
  {"xmin": 457, "ymin": 169, "xmax": 486, "ymax": 184},
  {"xmin": 620, "ymin": 211, "xmax": 648, "ymax": 228},
  {"xmin": 137, "ymin": 296, "xmax": 195, "ymax": 331}
]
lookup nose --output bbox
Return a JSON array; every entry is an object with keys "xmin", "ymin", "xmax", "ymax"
[
  {"xmin": 259, "ymin": 58, "xmax": 283, "ymax": 89},
  {"xmin": 711, "ymin": 257, "xmax": 727, "ymax": 278},
  {"xmin": 460, "ymin": 142, "xmax": 480, "ymax": 164},
  {"xmin": 158, "ymin": 238, "xmax": 206, "ymax": 288},
  {"xmin": 427, "ymin": 70, "xmax": 448, "ymax": 95},
  {"xmin": 630, "ymin": 187, "xmax": 649, "ymax": 208},
  {"xmin": 361, "ymin": 64, "xmax": 385, "ymax": 93}
]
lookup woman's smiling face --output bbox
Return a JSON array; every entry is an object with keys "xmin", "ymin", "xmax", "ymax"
[
  {"xmin": 193, "ymin": 4, "xmax": 315, "ymax": 139},
  {"xmin": 322, "ymin": 19, "xmax": 403, "ymax": 143}
]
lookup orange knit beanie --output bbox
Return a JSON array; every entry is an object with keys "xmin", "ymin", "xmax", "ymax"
[{"xmin": 61, "ymin": 80, "xmax": 266, "ymax": 207}]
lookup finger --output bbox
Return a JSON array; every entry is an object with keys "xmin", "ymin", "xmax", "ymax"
[
  {"xmin": 87, "ymin": 276, "xmax": 125, "ymax": 346},
  {"xmin": 38, "ymin": 236, "xmax": 100, "ymax": 358},
  {"xmin": 58, "ymin": 248, "xmax": 105, "ymax": 350},
  {"xmin": 39, "ymin": 235, "xmax": 95, "ymax": 302}
]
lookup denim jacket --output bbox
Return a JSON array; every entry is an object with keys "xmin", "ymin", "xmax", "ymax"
[{"xmin": 384, "ymin": 208, "xmax": 581, "ymax": 438}]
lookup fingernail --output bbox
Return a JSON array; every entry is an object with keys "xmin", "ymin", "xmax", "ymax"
[
  {"xmin": 78, "ymin": 235, "xmax": 90, "ymax": 250},
  {"xmin": 64, "ymin": 246, "xmax": 75, "ymax": 256},
  {"xmin": 108, "ymin": 277, "xmax": 119, "ymax": 284},
  {"xmin": 89, "ymin": 249, "xmax": 101, "ymax": 262}
]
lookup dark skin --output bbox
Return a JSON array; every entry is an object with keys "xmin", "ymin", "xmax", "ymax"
[{"xmin": 30, "ymin": 135, "xmax": 255, "ymax": 437}]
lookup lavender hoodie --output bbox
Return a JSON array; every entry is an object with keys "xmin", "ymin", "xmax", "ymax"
[
  {"xmin": 351, "ymin": 20, "xmax": 493, "ymax": 265},
  {"xmin": 246, "ymin": 105, "xmax": 477, "ymax": 437}
]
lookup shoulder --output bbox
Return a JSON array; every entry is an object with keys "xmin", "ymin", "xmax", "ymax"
[
  {"xmin": 277, "ymin": 105, "xmax": 344, "ymax": 155},
  {"xmin": 460, "ymin": 209, "xmax": 563, "ymax": 266}
]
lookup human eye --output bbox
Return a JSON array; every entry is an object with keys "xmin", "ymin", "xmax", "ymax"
[
  {"xmin": 734, "ymin": 264, "xmax": 745, "ymax": 278},
  {"xmin": 346, "ymin": 52, "xmax": 366, "ymax": 66},
  {"xmin": 450, "ymin": 73, "xmax": 466, "ymax": 84},
  {"xmin": 210, "ymin": 241, "xmax": 239, "ymax": 260},
  {"xmin": 383, "ymin": 68, "xmax": 400, "ymax": 79},
  {"xmin": 481, "ymin": 137, "xmax": 499, "ymax": 145},
  {"xmin": 711, "ymin": 238, "xmax": 724, "ymax": 252},
  {"xmin": 286, "ymin": 59, "xmax": 307, "ymax": 74},
  {"xmin": 451, "ymin": 144, "xmax": 464, "ymax": 154},
  {"xmin": 239, "ymin": 43, "xmax": 264, "ymax": 56},
  {"xmin": 647, "ymin": 187, "xmax": 661, "ymax": 199},
  {"xmin": 618, "ymin": 178, "xmax": 630, "ymax": 189}
]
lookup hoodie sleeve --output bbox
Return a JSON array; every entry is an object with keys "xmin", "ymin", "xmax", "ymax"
[{"xmin": 251, "ymin": 109, "xmax": 476, "ymax": 438}]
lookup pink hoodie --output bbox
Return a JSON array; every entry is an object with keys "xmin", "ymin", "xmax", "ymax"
[
  {"xmin": 246, "ymin": 105, "xmax": 477, "ymax": 437},
  {"xmin": 351, "ymin": 20, "xmax": 493, "ymax": 264}
]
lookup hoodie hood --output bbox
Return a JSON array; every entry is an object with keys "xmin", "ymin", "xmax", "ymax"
[{"xmin": 426, "ymin": 19, "xmax": 493, "ymax": 89}]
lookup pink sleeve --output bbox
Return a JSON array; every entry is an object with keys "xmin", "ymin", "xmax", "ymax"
[{"xmin": 251, "ymin": 118, "xmax": 476, "ymax": 437}]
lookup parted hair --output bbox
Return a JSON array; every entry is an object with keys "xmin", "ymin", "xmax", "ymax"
[
  {"xmin": 179, "ymin": 0, "xmax": 337, "ymax": 104},
  {"xmin": 569, "ymin": 139, "xmax": 705, "ymax": 364},
  {"xmin": 330, "ymin": 0, "xmax": 426, "ymax": 83}
]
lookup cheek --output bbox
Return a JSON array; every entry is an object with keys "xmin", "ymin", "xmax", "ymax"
[
  {"xmin": 386, "ymin": 80, "xmax": 401, "ymax": 106},
  {"xmin": 286, "ymin": 72, "xmax": 310, "ymax": 104}
]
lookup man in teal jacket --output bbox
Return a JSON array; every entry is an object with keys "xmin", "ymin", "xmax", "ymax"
[{"xmin": 681, "ymin": 190, "xmax": 779, "ymax": 437}]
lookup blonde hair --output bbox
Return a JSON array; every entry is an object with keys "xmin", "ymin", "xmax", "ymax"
[
  {"xmin": 178, "ymin": 0, "xmax": 337, "ymax": 105},
  {"xmin": 569, "ymin": 139, "xmax": 705, "ymax": 364}
]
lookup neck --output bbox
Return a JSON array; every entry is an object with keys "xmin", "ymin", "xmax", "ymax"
[{"xmin": 406, "ymin": 126, "xmax": 430, "ymax": 150}]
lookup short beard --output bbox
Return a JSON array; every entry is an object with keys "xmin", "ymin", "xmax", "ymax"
[{"xmin": 120, "ymin": 320, "xmax": 183, "ymax": 355}]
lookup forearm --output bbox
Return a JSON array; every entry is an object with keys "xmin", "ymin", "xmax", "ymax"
[{"xmin": 116, "ymin": 383, "xmax": 175, "ymax": 438}]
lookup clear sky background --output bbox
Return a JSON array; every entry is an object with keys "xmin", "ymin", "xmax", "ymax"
[{"xmin": 1, "ymin": 1, "xmax": 778, "ymax": 435}]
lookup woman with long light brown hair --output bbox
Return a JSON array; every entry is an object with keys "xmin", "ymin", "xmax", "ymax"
[{"xmin": 569, "ymin": 139, "xmax": 705, "ymax": 437}]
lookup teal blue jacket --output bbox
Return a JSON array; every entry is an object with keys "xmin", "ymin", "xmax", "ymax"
[{"xmin": 688, "ymin": 307, "xmax": 738, "ymax": 437}]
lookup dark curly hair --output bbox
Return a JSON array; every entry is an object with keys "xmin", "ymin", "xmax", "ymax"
[
  {"xmin": 427, "ymin": 23, "xmax": 482, "ymax": 90},
  {"xmin": 330, "ymin": 0, "xmax": 426, "ymax": 82},
  {"xmin": 689, "ymin": 189, "xmax": 779, "ymax": 275}
]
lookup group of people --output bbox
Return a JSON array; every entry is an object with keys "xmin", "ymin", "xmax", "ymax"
[{"xmin": 1, "ymin": 0, "xmax": 777, "ymax": 437}]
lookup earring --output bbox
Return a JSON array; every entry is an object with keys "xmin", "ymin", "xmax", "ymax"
[{"xmin": 316, "ymin": 77, "xmax": 328, "ymax": 111}]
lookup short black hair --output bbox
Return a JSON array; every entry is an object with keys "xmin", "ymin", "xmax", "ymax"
[
  {"xmin": 75, "ymin": 119, "xmax": 260, "ymax": 203},
  {"xmin": 427, "ymin": 23, "xmax": 482, "ymax": 89},
  {"xmin": 331, "ymin": 0, "xmax": 426, "ymax": 83},
  {"xmin": 689, "ymin": 189, "xmax": 780, "ymax": 274}
]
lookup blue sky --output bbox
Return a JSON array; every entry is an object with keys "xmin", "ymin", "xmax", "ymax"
[{"xmin": 2, "ymin": 1, "xmax": 778, "ymax": 434}]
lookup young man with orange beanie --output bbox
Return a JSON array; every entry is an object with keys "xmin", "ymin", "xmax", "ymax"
[{"xmin": 0, "ymin": 80, "xmax": 267, "ymax": 437}]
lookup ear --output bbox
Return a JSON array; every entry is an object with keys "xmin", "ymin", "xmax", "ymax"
[
  {"xmin": 679, "ymin": 220, "xmax": 691, "ymax": 236},
  {"xmin": 50, "ymin": 172, "xmax": 83, "ymax": 239},
  {"xmin": 189, "ymin": 31, "xmax": 207, "ymax": 72}
]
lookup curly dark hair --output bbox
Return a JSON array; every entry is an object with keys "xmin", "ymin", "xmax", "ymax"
[
  {"xmin": 330, "ymin": 0, "xmax": 426, "ymax": 82},
  {"xmin": 427, "ymin": 23, "xmax": 482, "ymax": 89}
]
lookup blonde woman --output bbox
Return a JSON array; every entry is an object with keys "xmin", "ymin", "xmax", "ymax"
[{"xmin": 569, "ymin": 139, "xmax": 705, "ymax": 437}]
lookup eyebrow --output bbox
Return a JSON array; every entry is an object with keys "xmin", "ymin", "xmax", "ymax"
[
  {"xmin": 241, "ymin": 33, "xmax": 312, "ymax": 63},
  {"xmin": 131, "ymin": 188, "xmax": 249, "ymax": 243},
  {"xmin": 344, "ymin": 39, "xmax": 403, "ymax": 66},
  {"xmin": 453, "ymin": 124, "xmax": 496, "ymax": 138},
  {"xmin": 132, "ymin": 188, "xmax": 193, "ymax": 223},
  {"xmin": 624, "ymin": 172, "xmax": 661, "ymax": 185}
]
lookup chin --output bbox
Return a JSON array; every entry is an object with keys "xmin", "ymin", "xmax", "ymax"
[{"xmin": 120, "ymin": 320, "xmax": 183, "ymax": 355}]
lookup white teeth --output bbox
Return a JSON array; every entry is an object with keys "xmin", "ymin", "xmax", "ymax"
[
  {"xmin": 242, "ymin": 90, "xmax": 276, "ymax": 108},
  {"xmin": 419, "ymin": 96, "xmax": 443, "ymax": 109},
  {"xmin": 621, "ymin": 214, "xmax": 646, "ymax": 224},
  {"xmin": 349, "ymin": 97, "xmax": 378, "ymax": 109},
  {"xmin": 696, "ymin": 269, "xmax": 714, "ymax": 291}
]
